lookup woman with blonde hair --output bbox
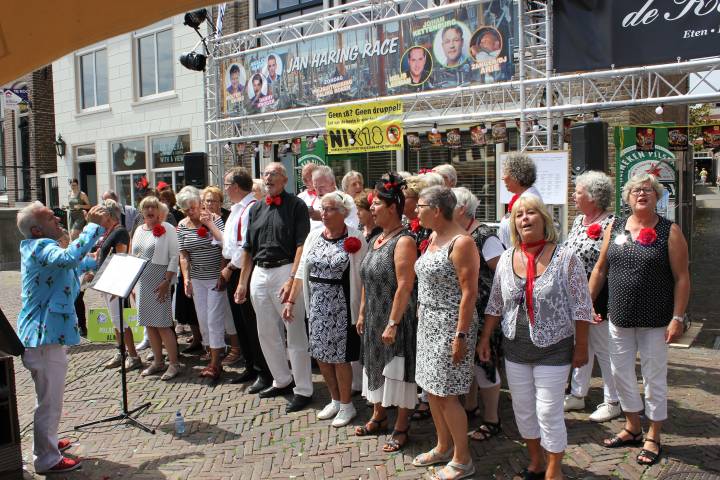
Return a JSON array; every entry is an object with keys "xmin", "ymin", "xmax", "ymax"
[{"xmin": 481, "ymin": 194, "xmax": 591, "ymax": 480}]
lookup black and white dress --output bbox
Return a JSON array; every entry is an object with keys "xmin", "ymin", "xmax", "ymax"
[
  {"xmin": 132, "ymin": 227, "xmax": 173, "ymax": 328},
  {"xmin": 415, "ymin": 236, "xmax": 478, "ymax": 397},
  {"xmin": 306, "ymin": 233, "xmax": 360, "ymax": 363}
]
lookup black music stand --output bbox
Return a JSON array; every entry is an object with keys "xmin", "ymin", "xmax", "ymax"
[{"xmin": 75, "ymin": 253, "xmax": 155, "ymax": 434}]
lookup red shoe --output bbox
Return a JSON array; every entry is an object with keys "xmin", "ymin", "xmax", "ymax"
[
  {"xmin": 58, "ymin": 438, "xmax": 72, "ymax": 452},
  {"xmin": 37, "ymin": 456, "xmax": 81, "ymax": 474}
]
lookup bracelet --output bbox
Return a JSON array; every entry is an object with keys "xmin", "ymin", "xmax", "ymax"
[{"xmin": 671, "ymin": 315, "xmax": 684, "ymax": 323}]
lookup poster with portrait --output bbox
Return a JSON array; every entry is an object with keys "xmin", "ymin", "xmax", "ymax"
[
  {"xmin": 635, "ymin": 127, "xmax": 655, "ymax": 152},
  {"xmin": 491, "ymin": 121, "xmax": 507, "ymax": 143},
  {"xmin": 263, "ymin": 142, "xmax": 273, "ymax": 157},
  {"xmin": 667, "ymin": 127, "xmax": 688, "ymax": 151},
  {"xmin": 470, "ymin": 125, "xmax": 487, "ymax": 146},
  {"xmin": 407, "ymin": 132, "xmax": 422, "ymax": 150},
  {"xmin": 428, "ymin": 130, "xmax": 443, "ymax": 146},
  {"xmin": 702, "ymin": 125, "xmax": 720, "ymax": 149},
  {"xmin": 291, "ymin": 137, "xmax": 303, "ymax": 155},
  {"xmin": 220, "ymin": 0, "xmax": 515, "ymax": 116},
  {"xmin": 447, "ymin": 128, "xmax": 462, "ymax": 149}
]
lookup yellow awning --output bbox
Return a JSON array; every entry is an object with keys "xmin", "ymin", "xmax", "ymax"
[{"xmin": 0, "ymin": 1, "xmax": 214, "ymax": 85}]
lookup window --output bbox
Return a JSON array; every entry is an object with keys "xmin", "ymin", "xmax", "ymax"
[
  {"xmin": 151, "ymin": 133, "xmax": 190, "ymax": 191},
  {"xmin": 112, "ymin": 139, "xmax": 147, "ymax": 206},
  {"xmin": 256, "ymin": 0, "xmax": 323, "ymax": 24},
  {"xmin": 78, "ymin": 49, "xmax": 108, "ymax": 109},
  {"xmin": 0, "ymin": 114, "xmax": 5, "ymax": 192},
  {"xmin": 137, "ymin": 28, "xmax": 174, "ymax": 97}
]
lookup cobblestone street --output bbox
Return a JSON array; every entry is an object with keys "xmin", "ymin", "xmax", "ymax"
[{"xmin": 5, "ymin": 189, "xmax": 720, "ymax": 480}]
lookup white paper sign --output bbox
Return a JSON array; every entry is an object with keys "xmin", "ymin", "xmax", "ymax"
[
  {"xmin": 91, "ymin": 254, "xmax": 148, "ymax": 298},
  {"xmin": 498, "ymin": 151, "xmax": 569, "ymax": 205}
]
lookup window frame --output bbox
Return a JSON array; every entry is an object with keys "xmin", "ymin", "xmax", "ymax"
[
  {"xmin": 75, "ymin": 45, "xmax": 109, "ymax": 111},
  {"xmin": 134, "ymin": 24, "xmax": 175, "ymax": 99},
  {"xmin": 255, "ymin": 0, "xmax": 323, "ymax": 22}
]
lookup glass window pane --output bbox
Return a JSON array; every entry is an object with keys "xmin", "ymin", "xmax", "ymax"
[
  {"xmin": 76, "ymin": 145, "xmax": 96, "ymax": 157},
  {"xmin": 152, "ymin": 134, "xmax": 190, "ymax": 168},
  {"xmin": 133, "ymin": 173, "xmax": 148, "ymax": 205},
  {"xmin": 115, "ymin": 175, "xmax": 132, "ymax": 207},
  {"xmin": 94, "ymin": 49, "xmax": 108, "ymax": 105},
  {"xmin": 80, "ymin": 53, "xmax": 95, "ymax": 108},
  {"xmin": 112, "ymin": 139, "xmax": 146, "ymax": 172},
  {"xmin": 156, "ymin": 29, "xmax": 174, "ymax": 93},
  {"xmin": 279, "ymin": 0, "xmax": 300, "ymax": 9},
  {"xmin": 138, "ymin": 35, "xmax": 156, "ymax": 97},
  {"xmin": 154, "ymin": 171, "xmax": 173, "ymax": 189},
  {"xmin": 258, "ymin": 0, "xmax": 277, "ymax": 15},
  {"xmin": 174, "ymin": 170, "xmax": 186, "ymax": 190}
]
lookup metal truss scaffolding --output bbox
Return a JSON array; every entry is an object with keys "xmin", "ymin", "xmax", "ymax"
[{"xmin": 204, "ymin": 0, "xmax": 720, "ymax": 181}]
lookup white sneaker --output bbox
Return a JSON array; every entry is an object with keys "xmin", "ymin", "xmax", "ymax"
[
  {"xmin": 331, "ymin": 403, "xmax": 357, "ymax": 428},
  {"xmin": 104, "ymin": 352, "xmax": 123, "ymax": 369},
  {"xmin": 136, "ymin": 339, "xmax": 150, "ymax": 351},
  {"xmin": 589, "ymin": 402, "xmax": 622, "ymax": 422},
  {"xmin": 563, "ymin": 394, "xmax": 585, "ymax": 411},
  {"xmin": 317, "ymin": 401, "xmax": 341, "ymax": 420},
  {"xmin": 125, "ymin": 356, "xmax": 143, "ymax": 371}
]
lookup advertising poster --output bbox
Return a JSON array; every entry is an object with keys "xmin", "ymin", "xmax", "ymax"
[
  {"xmin": 447, "ymin": 128, "xmax": 462, "ymax": 149},
  {"xmin": 470, "ymin": 125, "xmax": 487, "ymax": 146},
  {"xmin": 428, "ymin": 130, "xmax": 443, "ymax": 146},
  {"xmin": 221, "ymin": 0, "xmax": 515, "ymax": 116},
  {"xmin": 668, "ymin": 127, "xmax": 688, "ymax": 152},
  {"xmin": 702, "ymin": 125, "xmax": 720, "ymax": 149},
  {"xmin": 407, "ymin": 132, "xmax": 422, "ymax": 150},
  {"xmin": 635, "ymin": 127, "xmax": 655, "ymax": 152},
  {"xmin": 491, "ymin": 121, "xmax": 507, "ymax": 143},
  {"xmin": 326, "ymin": 100, "xmax": 404, "ymax": 154}
]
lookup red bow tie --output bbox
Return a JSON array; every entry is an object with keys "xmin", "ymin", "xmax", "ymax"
[{"xmin": 265, "ymin": 195, "xmax": 282, "ymax": 206}]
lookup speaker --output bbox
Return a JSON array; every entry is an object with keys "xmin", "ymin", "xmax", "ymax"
[
  {"xmin": 570, "ymin": 121, "xmax": 608, "ymax": 175},
  {"xmin": 183, "ymin": 152, "xmax": 208, "ymax": 188}
]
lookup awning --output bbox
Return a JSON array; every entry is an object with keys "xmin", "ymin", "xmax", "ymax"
[{"xmin": 0, "ymin": 1, "xmax": 213, "ymax": 85}]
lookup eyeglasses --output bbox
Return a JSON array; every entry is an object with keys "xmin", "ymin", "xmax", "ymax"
[
  {"xmin": 204, "ymin": 199, "xmax": 220, "ymax": 204},
  {"xmin": 223, "ymin": 182, "xmax": 234, "ymax": 187},
  {"xmin": 262, "ymin": 171, "xmax": 281, "ymax": 178},
  {"xmin": 319, "ymin": 207, "xmax": 340, "ymax": 213},
  {"xmin": 630, "ymin": 187, "xmax": 655, "ymax": 196},
  {"xmin": 415, "ymin": 203, "xmax": 431, "ymax": 210}
]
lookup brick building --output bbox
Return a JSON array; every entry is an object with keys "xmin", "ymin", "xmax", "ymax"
[{"xmin": 1, "ymin": 67, "xmax": 59, "ymax": 207}]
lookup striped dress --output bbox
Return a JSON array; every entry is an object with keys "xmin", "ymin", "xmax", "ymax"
[
  {"xmin": 177, "ymin": 218, "xmax": 226, "ymax": 281},
  {"xmin": 132, "ymin": 227, "xmax": 174, "ymax": 327}
]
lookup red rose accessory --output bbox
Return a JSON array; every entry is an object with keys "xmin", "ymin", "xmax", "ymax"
[
  {"xmin": 152, "ymin": 224, "xmax": 166, "ymax": 237},
  {"xmin": 383, "ymin": 181, "xmax": 398, "ymax": 190},
  {"xmin": 409, "ymin": 218, "xmax": 421, "ymax": 233},
  {"xmin": 586, "ymin": 223, "xmax": 603, "ymax": 240},
  {"xmin": 419, "ymin": 239, "xmax": 429, "ymax": 254},
  {"xmin": 197, "ymin": 226, "xmax": 209, "ymax": 238},
  {"xmin": 265, "ymin": 195, "xmax": 282, "ymax": 206},
  {"xmin": 367, "ymin": 192, "xmax": 374, "ymax": 204},
  {"xmin": 637, "ymin": 227, "xmax": 657, "ymax": 246},
  {"xmin": 343, "ymin": 237, "xmax": 362, "ymax": 254}
]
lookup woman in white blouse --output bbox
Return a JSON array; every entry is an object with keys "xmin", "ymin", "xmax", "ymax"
[{"xmin": 479, "ymin": 194, "xmax": 591, "ymax": 480}]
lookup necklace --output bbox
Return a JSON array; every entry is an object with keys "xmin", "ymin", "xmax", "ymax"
[
  {"xmin": 377, "ymin": 225, "xmax": 403, "ymax": 245},
  {"xmin": 582, "ymin": 210, "xmax": 606, "ymax": 226}
]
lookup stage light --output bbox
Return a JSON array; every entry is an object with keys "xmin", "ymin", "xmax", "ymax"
[
  {"xmin": 179, "ymin": 52, "xmax": 206, "ymax": 72},
  {"xmin": 431, "ymin": 123, "xmax": 438, "ymax": 134},
  {"xmin": 655, "ymin": 104, "xmax": 664, "ymax": 115},
  {"xmin": 532, "ymin": 119, "xmax": 540, "ymax": 132},
  {"xmin": 480, "ymin": 123, "xmax": 487, "ymax": 133},
  {"xmin": 593, "ymin": 111, "xmax": 600, "ymax": 122},
  {"xmin": 184, "ymin": 9, "xmax": 208, "ymax": 29}
]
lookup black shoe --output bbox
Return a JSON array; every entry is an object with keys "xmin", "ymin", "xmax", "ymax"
[
  {"xmin": 247, "ymin": 376, "xmax": 271, "ymax": 394},
  {"xmin": 231, "ymin": 369, "xmax": 258, "ymax": 385},
  {"xmin": 286, "ymin": 394, "xmax": 312, "ymax": 413},
  {"xmin": 258, "ymin": 382, "xmax": 294, "ymax": 398}
]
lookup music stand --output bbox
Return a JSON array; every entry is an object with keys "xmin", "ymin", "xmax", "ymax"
[{"xmin": 74, "ymin": 253, "xmax": 155, "ymax": 434}]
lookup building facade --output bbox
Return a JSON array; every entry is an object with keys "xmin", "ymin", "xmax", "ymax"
[{"xmin": 52, "ymin": 15, "xmax": 207, "ymax": 208}]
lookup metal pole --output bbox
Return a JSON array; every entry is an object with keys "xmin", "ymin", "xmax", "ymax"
[{"xmin": 518, "ymin": 0, "xmax": 526, "ymax": 152}]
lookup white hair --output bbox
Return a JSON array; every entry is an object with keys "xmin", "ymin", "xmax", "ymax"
[
  {"xmin": 452, "ymin": 187, "xmax": 479, "ymax": 219},
  {"xmin": 622, "ymin": 173, "xmax": 664, "ymax": 204},
  {"xmin": 420, "ymin": 171, "xmax": 444, "ymax": 187},
  {"xmin": 312, "ymin": 165, "xmax": 336, "ymax": 185},
  {"xmin": 341, "ymin": 170, "xmax": 364, "ymax": 193},
  {"xmin": 176, "ymin": 186, "xmax": 201, "ymax": 210},
  {"xmin": 102, "ymin": 199, "xmax": 122, "ymax": 221},
  {"xmin": 397, "ymin": 171, "xmax": 412, "ymax": 180},
  {"xmin": 321, "ymin": 191, "xmax": 354, "ymax": 218},
  {"xmin": 17, "ymin": 201, "xmax": 45, "ymax": 238},
  {"xmin": 158, "ymin": 202, "xmax": 169, "ymax": 221},
  {"xmin": 252, "ymin": 179, "xmax": 267, "ymax": 196},
  {"xmin": 575, "ymin": 170, "xmax": 613, "ymax": 211},
  {"xmin": 433, "ymin": 164, "xmax": 458, "ymax": 187}
]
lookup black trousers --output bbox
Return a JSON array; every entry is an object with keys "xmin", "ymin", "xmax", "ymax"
[{"xmin": 227, "ymin": 269, "xmax": 271, "ymax": 380}]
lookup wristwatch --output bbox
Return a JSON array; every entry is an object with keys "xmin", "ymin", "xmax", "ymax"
[
  {"xmin": 455, "ymin": 331, "xmax": 467, "ymax": 339},
  {"xmin": 671, "ymin": 315, "xmax": 684, "ymax": 323},
  {"xmin": 387, "ymin": 319, "xmax": 399, "ymax": 328}
]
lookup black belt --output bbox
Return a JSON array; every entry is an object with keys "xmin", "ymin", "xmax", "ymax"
[
  {"xmin": 255, "ymin": 259, "xmax": 292, "ymax": 269},
  {"xmin": 309, "ymin": 275, "xmax": 344, "ymax": 285}
]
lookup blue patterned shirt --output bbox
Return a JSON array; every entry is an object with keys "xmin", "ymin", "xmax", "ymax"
[{"xmin": 17, "ymin": 223, "xmax": 104, "ymax": 347}]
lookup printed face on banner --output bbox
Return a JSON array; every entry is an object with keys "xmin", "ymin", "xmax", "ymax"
[
  {"xmin": 636, "ymin": 128, "xmax": 655, "ymax": 152},
  {"xmin": 667, "ymin": 127, "xmax": 688, "ymax": 151},
  {"xmin": 220, "ymin": 1, "xmax": 515, "ymax": 116}
]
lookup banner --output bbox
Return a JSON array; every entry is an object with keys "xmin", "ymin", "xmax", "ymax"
[
  {"xmin": 554, "ymin": 1, "xmax": 720, "ymax": 72},
  {"xmin": 326, "ymin": 100, "xmax": 403, "ymax": 154},
  {"xmin": 221, "ymin": 0, "xmax": 515, "ymax": 116},
  {"xmin": 447, "ymin": 128, "xmax": 462, "ymax": 149},
  {"xmin": 87, "ymin": 308, "xmax": 145, "ymax": 343},
  {"xmin": 407, "ymin": 132, "xmax": 422, "ymax": 150}
]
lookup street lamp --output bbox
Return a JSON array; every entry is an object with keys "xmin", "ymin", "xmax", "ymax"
[{"xmin": 54, "ymin": 135, "xmax": 66, "ymax": 157}]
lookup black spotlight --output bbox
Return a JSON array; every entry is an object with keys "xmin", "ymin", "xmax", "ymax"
[
  {"xmin": 184, "ymin": 9, "xmax": 208, "ymax": 29},
  {"xmin": 180, "ymin": 52, "xmax": 207, "ymax": 71}
]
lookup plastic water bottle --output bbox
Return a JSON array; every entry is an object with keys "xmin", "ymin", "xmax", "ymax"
[{"xmin": 174, "ymin": 411, "xmax": 185, "ymax": 435}]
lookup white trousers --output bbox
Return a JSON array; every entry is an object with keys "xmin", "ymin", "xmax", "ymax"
[
  {"xmin": 192, "ymin": 277, "xmax": 231, "ymax": 349},
  {"xmin": 22, "ymin": 345, "xmax": 69, "ymax": 472},
  {"xmin": 505, "ymin": 360, "xmax": 571, "ymax": 453},
  {"xmin": 570, "ymin": 321, "xmax": 619, "ymax": 403},
  {"xmin": 608, "ymin": 323, "xmax": 668, "ymax": 421},
  {"xmin": 250, "ymin": 264, "xmax": 313, "ymax": 397},
  {"xmin": 475, "ymin": 367, "xmax": 501, "ymax": 389},
  {"xmin": 102, "ymin": 293, "xmax": 130, "ymax": 331}
]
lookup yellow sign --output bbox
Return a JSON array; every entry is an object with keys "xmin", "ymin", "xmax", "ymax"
[{"xmin": 326, "ymin": 100, "xmax": 403, "ymax": 154}]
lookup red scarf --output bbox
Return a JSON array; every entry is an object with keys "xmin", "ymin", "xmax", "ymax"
[
  {"xmin": 520, "ymin": 239, "xmax": 546, "ymax": 326},
  {"xmin": 507, "ymin": 193, "xmax": 520, "ymax": 213}
]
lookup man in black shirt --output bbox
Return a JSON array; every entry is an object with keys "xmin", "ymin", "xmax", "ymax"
[{"xmin": 236, "ymin": 162, "xmax": 313, "ymax": 413}]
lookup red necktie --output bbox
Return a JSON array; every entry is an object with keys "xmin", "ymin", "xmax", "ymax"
[{"xmin": 237, "ymin": 200, "xmax": 257, "ymax": 242}]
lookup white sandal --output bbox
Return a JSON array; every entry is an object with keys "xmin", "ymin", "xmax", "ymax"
[{"xmin": 431, "ymin": 461, "xmax": 476, "ymax": 480}]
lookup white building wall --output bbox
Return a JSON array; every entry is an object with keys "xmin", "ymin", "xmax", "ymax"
[{"xmin": 53, "ymin": 15, "xmax": 206, "ymax": 205}]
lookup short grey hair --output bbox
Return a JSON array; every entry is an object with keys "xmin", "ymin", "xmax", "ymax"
[
  {"xmin": 452, "ymin": 187, "xmax": 478, "ymax": 219},
  {"xmin": 341, "ymin": 170, "xmax": 364, "ymax": 192},
  {"xmin": 102, "ymin": 190, "xmax": 119, "ymax": 201},
  {"xmin": 420, "ymin": 186, "xmax": 456, "ymax": 221},
  {"xmin": 321, "ymin": 191, "xmax": 353, "ymax": 218},
  {"xmin": 622, "ymin": 173, "xmax": 664, "ymax": 204},
  {"xmin": 504, "ymin": 152, "xmax": 537, "ymax": 188},
  {"xmin": 312, "ymin": 165, "xmax": 336, "ymax": 184},
  {"xmin": 420, "ymin": 171, "xmax": 444, "ymax": 187},
  {"xmin": 252, "ymin": 179, "xmax": 267, "ymax": 196},
  {"xmin": 176, "ymin": 186, "xmax": 201, "ymax": 210},
  {"xmin": 102, "ymin": 199, "xmax": 122, "ymax": 222},
  {"xmin": 433, "ymin": 164, "xmax": 458, "ymax": 187},
  {"xmin": 575, "ymin": 171, "xmax": 613, "ymax": 211},
  {"xmin": 17, "ymin": 201, "xmax": 45, "ymax": 238}
]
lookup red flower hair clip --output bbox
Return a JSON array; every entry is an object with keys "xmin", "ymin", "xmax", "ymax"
[
  {"xmin": 418, "ymin": 168, "xmax": 432, "ymax": 174},
  {"xmin": 586, "ymin": 223, "xmax": 602, "ymax": 240},
  {"xmin": 343, "ymin": 237, "xmax": 361, "ymax": 254},
  {"xmin": 367, "ymin": 192, "xmax": 374, "ymax": 204},
  {"xmin": 410, "ymin": 218, "xmax": 421, "ymax": 233},
  {"xmin": 637, "ymin": 227, "xmax": 657, "ymax": 246},
  {"xmin": 152, "ymin": 224, "xmax": 166, "ymax": 237},
  {"xmin": 383, "ymin": 181, "xmax": 398, "ymax": 190},
  {"xmin": 197, "ymin": 226, "xmax": 209, "ymax": 238}
]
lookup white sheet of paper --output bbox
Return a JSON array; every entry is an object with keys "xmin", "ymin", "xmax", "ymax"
[
  {"xmin": 498, "ymin": 151, "xmax": 569, "ymax": 205},
  {"xmin": 92, "ymin": 254, "xmax": 147, "ymax": 297}
]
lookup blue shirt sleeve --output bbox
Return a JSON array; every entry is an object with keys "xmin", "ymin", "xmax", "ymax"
[{"xmin": 35, "ymin": 223, "xmax": 105, "ymax": 269}]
